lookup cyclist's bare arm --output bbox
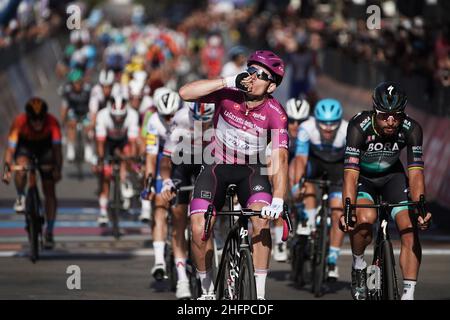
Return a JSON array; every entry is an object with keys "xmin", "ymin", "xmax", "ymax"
[
  {"xmin": 96, "ymin": 139, "xmax": 105, "ymax": 163},
  {"xmin": 343, "ymin": 169, "xmax": 359, "ymax": 206},
  {"xmin": 408, "ymin": 169, "xmax": 431, "ymax": 228},
  {"xmin": 144, "ymin": 153, "xmax": 157, "ymax": 181},
  {"xmin": 293, "ymin": 155, "xmax": 308, "ymax": 189},
  {"xmin": 159, "ymin": 156, "xmax": 172, "ymax": 181},
  {"xmin": 2, "ymin": 146, "xmax": 15, "ymax": 183},
  {"xmin": 179, "ymin": 78, "xmax": 225, "ymax": 101},
  {"xmin": 270, "ymin": 148, "xmax": 288, "ymax": 200}
]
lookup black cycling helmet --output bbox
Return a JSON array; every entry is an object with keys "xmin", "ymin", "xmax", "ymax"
[
  {"xmin": 25, "ymin": 97, "xmax": 48, "ymax": 120},
  {"xmin": 372, "ymin": 81, "xmax": 407, "ymax": 113}
]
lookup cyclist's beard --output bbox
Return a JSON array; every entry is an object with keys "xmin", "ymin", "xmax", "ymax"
[{"xmin": 245, "ymin": 92, "xmax": 266, "ymax": 103}]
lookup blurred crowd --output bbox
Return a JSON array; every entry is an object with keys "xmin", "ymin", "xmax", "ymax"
[{"xmin": 2, "ymin": 0, "xmax": 450, "ymax": 104}]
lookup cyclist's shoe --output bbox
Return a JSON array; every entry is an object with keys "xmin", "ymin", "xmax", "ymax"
[
  {"xmin": 151, "ymin": 263, "xmax": 167, "ymax": 281},
  {"xmin": 97, "ymin": 215, "xmax": 109, "ymax": 227},
  {"xmin": 327, "ymin": 264, "xmax": 339, "ymax": 282},
  {"xmin": 273, "ymin": 242, "xmax": 288, "ymax": 262},
  {"xmin": 66, "ymin": 144, "xmax": 75, "ymax": 162},
  {"xmin": 14, "ymin": 195, "xmax": 26, "ymax": 214},
  {"xmin": 44, "ymin": 233, "xmax": 55, "ymax": 250},
  {"xmin": 84, "ymin": 145, "xmax": 95, "ymax": 164},
  {"xmin": 197, "ymin": 294, "xmax": 216, "ymax": 300},
  {"xmin": 176, "ymin": 280, "xmax": 192, "ymax": 300},
  {"xmin": 351, "ymin": 268, "xmax": 368, "ymax": 300}
]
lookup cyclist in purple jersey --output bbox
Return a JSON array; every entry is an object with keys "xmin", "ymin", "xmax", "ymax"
[{"xmin": 179, "ymin": 50, "xmax": 289, "ymax": 300}]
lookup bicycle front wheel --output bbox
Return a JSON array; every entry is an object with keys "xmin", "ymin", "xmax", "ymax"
[
  {"xmin": 290, "ymin": 235, "xmax": 309, "ymax": 287},
  {"xmin": 111, "ymin": 172, "xmax": 121, "ymax": 239},
  {"xmin": 215, "ymin": 231, "xmax": 238, "ymax": 300},
  {"xmin": 26, "ymin": 187, "xmax": 41, "ymax": 263},
  {"xmin": 237, "ymin": 248, "xmax": 257, "ymax": 300},
  {"xmin": 381, "ymin": 240, "xmax": 399, "ymax": 300},
  {"xmin": 312, "ymin": 210, "xmax": 328, "ymax": 297}
]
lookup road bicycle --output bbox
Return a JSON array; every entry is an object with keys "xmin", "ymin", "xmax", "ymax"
[
  {"xmin": 344, "ymin": 195, "xmax": 426, "ymax": 300},
  {"xmin": 202, "ymin": 184, "xmax": 292, "ymax": 300}
]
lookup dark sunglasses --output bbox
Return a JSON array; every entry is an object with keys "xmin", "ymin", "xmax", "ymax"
[
  {"xmin": 246, "ymin": 66, "xmax": 274, "ymax": 82},
  {"xmin": 288, "ymin": 118, "xmax": 302, "ymax": 125},
  {"xmin": 375, "ymin": 110, "xmax": 405, "ymax": 122}
]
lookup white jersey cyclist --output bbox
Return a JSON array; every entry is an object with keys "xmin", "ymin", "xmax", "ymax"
[
  {"xmin": 145, "ymin": 104, "xmax": 201, "ymax": 159},
  {"xmin": 95, "ymin": 103, "xmax": 140, "ymax": 142},
  {"xmin": 295, "ymin": 116, "xmax": 348, "ymax": 162}
]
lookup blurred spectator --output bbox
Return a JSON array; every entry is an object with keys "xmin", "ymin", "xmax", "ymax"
[{"xmin": 220, "ymin": 45, "xmax": 247, "ymax": 77}]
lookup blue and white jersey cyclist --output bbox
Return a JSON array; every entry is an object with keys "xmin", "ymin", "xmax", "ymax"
[{"xmin": 292, "ymin": 98, "xmax": 348, "ymax": 281}]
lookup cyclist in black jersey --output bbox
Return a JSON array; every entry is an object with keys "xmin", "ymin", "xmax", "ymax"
[{"xmin": 340, "ymin": 82, "xmax": 432, "ymax": 300}]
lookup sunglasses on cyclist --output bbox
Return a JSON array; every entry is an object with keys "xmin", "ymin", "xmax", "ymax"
[
  {"xmin": 246, "ymin": 66, "xmax": 274, "ymax": 82},
  {"xmin": 318, "ymin": 121, "xmax": 340, "ymax": 131},
  {"xmin": 288, "ymin": 118, "xmax": 302, "ymax": 125},
  {"xmin": 375, "ymin": 110, "xmax": 405, "ymax": 122}
]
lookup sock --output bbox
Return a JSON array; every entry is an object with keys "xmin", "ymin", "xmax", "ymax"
[
  {"xmin": 327, "ymin": 246, "xmax": 341, "ymax": 265},
  {"xmin": 153, "ymin": 241, "xmax": 165, "ymax": 266},
  {"xmin": 197, "ymin": 269, "xmax": 214, "ymax": 295},
  {"xmin": 401, "ymin": 280, "xmax": 416, "ymax": 300},
  {"xmin": 46, "ymin": 220, "xmax": 55, "ymax": 234},
  {"xmin": 274, "ymin": 226, "xmax": 284, "ymax": 244},
  {"xmin": 99, "ymin": 197, "xmax": 108, "ymax": 216},
  {"xmin": 175, "ymin": 258, "xmax": 188, "ymax": 282},
  {"xmin": 352, "ymin": 253, "xmax": 367, "ymax": 270},
  {"xmin": 255, "ymin": 269, "xmax": 268, "ymax": 299}
]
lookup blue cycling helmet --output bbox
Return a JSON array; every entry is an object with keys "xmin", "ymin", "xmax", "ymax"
[{"xmin": 314, "ymin": 99, "xmax": 343, "ymax": 122}]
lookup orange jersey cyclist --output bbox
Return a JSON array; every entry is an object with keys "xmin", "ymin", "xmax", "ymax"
[{"xmin": 3, "ymin": 97, "xmax": 63, "ymax": 249}]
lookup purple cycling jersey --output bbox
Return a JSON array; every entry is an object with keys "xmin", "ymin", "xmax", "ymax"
[{"xmin": 200, "ymin": 88, "xmax": 289, "ymax": 164}]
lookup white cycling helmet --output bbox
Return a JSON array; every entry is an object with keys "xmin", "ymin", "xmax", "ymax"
[
  {"xmin": 128, "ymin": 79, "xmax": 144, "ymax": 97},
  {"xmin": 153, "ymin": 87, "xmax": 180, "ymax": 115},
  {"xmin": 99, "ymin": 69, "xmax": 115, "ymax": 86},
  {"xmin": 108, "ymin": 96, "xmax": 128, "ymax": 117},
  {"xmin": 286, "ymin": 98, "xmax": 310, "ymax": 121},
  {"xmin": 188, "ymin": 101, "xmax": 215, "ymax": 122}
]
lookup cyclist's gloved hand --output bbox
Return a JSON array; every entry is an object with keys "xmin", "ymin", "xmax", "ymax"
[
  {"xmin": 161, "ymin": 179, "xmax": 175, "ymax": 193},
  {"xmin": 224, "ymin": 72, "xmax": 252, "ymax": 92},
  {"xmin": 261, "ymin": 198, "xmax": 284, "ymax": 220}
]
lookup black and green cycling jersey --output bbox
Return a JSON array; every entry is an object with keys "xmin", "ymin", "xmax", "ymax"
[{"xmin": 344, "ymin": 111, "xmax": 424, "ymax": 174}]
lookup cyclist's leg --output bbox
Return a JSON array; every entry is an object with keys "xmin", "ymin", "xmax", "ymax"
[
  {"xmin": 190, "ymin": 164, "xmax": 226, "ymax": 296},
  {"xmin": 151, "ymin": 153, "xmax": 169, "ymax": 275},
  {"xmin": 65, "ymin": 110, "xmax": 77, "ymax": 160},
  {"xmin": 349, "ymin": 175, "xmax": 378, "ymax": 300},
  {"xmin": 237, "ymin": 164, "xmax": 272, "ymax": 299},
  {"xmin": 326, "ymin": 161, "xmax": 345, "ymax": 277},
  {"xmin": 98, "ymin": 140, "xmax": 114, "ymax": 223},
  {"xmin": 38, "ymin": 145, "xmax": 57, "ymax": 242},
  {"xmin": 302, "ymin": 157, "xmax": 318, "ymax": 232},
  {"xmin": 12, "ymin": 143, "xmax": 30, "ymax": 212},
  {"xmin": 383, "ymin": 171, "xmax": 420, "ymax": 300}
]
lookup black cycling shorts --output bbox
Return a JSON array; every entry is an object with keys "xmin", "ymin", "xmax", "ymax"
[
  {"xmin": 306, "ymin": 155, "xmax": 343, "ymax": 197},
  {"xmin": 171, "ymin": 163, "xmax": 201, "ymax": 205},
  {"xmin": 14, "ymin": 138, "xmax": 54, "ymax": 180},
  {"xmin": 357, "ymin": 163, "xmax": 410, "ymax": 219},
  {"xmin": 190, "ymin": 164, "xmax": 272, "ymax": 216},
  {"xmin": 105, "ymin": 137, "xmax": 129, "ymax": 159}
]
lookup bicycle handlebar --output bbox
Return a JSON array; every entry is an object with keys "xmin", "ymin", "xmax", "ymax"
[
  {"xmin": 299, "ymin": 176, "xmax": 342, "ymax": 188},
  {"xmin": 343, "ymin": 195, "xmax": 426, "ymax": 228},
  {"xmin": 201, "ymin": 204, "xmax": 293, "ymax": 242}
]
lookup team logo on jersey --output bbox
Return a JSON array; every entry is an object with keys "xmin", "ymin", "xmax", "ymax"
[
  {"xmin": 146, "ymin": 134, "xmax": 157, "ymax": 145},
  {"xmin": 367, "ymin": 142, "xmax": 399, "ymax": 152},
  {"xmin": 252, "ymin": 112, "xmax": 266, "ymax": 121},
  {"xmin": 253, "ymin": 185, "xmax": 264, "ymax": 192},
  {"xmin": 360, "ymin": 116, "xmax": 371, "ymax": 131},
  {"xmin": 201, "ymin": 191, "xmax": 212, "ymax": 199}
]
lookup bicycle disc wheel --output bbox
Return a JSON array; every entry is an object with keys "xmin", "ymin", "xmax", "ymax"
[
  {"xmin": 237, "ymin": 248, "xmax": 257, "ymax": 300},
  {"xmin": 26, "ymin": 188, "xmax": 41, "ymax": 263},
  {"xmin": 312, "ymin": 210, "xmax": 328, "ymax": 297},
  {"xmin": 381, "ymin": 240, "xmax": 399, "ymax": 300}
]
